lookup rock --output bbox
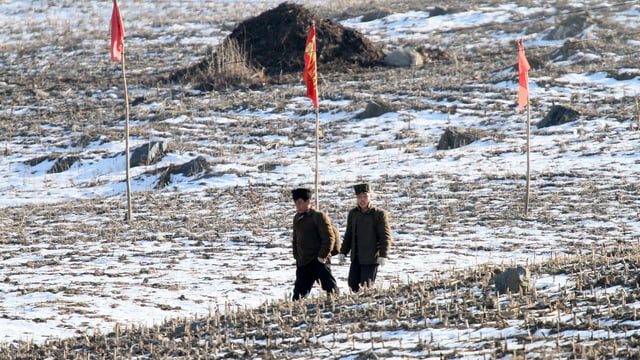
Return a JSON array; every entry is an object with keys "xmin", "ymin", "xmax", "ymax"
[
  {"xmin": 493, "ymin": 266, "xmax": 530, "ymax": 294},
  {"xmin": 436, "ymin": 127, "xmax": 488, "ymax": 150},
  {"xmin": 131, "ymin": 96, "xmax": 145, "ymax": 106},
  {"xmin": 48, "ymin": 156, "xmax": 80, "ymax": 174},
  {"xmin": 355, "ymin": 99, "xmax": 396, "ymax": 119},
  {"xmin": 609, "ymin": 69, "xmax": 640, "ymax": 81},
  {"xmin": 178, "ymin": 156, "xmax": 209, "ymax": 177},
  {"xmin": 154, "ymin": 156, "xmax": 210, "ymax": 189},
  {"xmin": 360, "ymin": 8, "xmax": 392, "ymax": 22},
  {"xmin": 537, "ymin": 104, "xmax": 580, "ymax": 128},
  {"xmin": 430, "ymin": 6, "xmax": 448, "ymax": 17},
  {"xmin": 130, "ymin": 141, "xmax": 168, "ymax": 167},
  {"xmin": 384, "ymin": 47, "xmax": 423, "ymax": 67}
]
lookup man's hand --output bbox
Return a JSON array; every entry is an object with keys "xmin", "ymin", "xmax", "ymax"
[
  {"xmin": 377, "ymin": 257, "xmax": 387, "ymax": 267},
  {"xmin": 337, "ymin": 254, "xmax": 346, "ymax": 264}
]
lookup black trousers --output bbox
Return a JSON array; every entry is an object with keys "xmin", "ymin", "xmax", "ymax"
[
  {"xmin": 292, "ymin": 260, "xmax": 338, "ymax": 300},
  {"xmin": 347, "ymin": 256, "xmax": 378, "ymax": 293}
]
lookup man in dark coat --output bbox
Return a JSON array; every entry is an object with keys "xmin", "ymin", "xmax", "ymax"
[
  {"xmin": 338, "ymin": 183, "xmax": 392, "ymax": 292},
  {"xmin": 291, "ymin": 188, "xmax": 339, "ymax": 300}
]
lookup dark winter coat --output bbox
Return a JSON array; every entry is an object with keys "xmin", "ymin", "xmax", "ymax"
[
  {"xmin": 341, "ymin": 204, "xmax": 392, "ymax": 265},
  {"xmin": 292, "ymin": 209, "xmax": 335, "ymax": 266}
]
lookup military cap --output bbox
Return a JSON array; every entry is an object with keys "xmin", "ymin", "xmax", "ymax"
[
  {"xmin": 353, "ymin": 183, "xmax": 371, "ymax": 195},
  {"xmin": 291, "ymin": 188, "xmax": 312, "ymax": 201}
]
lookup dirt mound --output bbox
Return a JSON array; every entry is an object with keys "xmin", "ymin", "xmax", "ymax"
[
  {"xmin": 227, "ymin": 2, "xmax": 385, "ymax": 75},
  {"xmin": 171, "ymin": 2, "xmax": 385, "ymax": 87}
]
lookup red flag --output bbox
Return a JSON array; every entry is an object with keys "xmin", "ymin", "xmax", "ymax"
[
  {"xmin": 110, "ymin": 0, "xmax": 125, "ymax": 62},
  {"xmin": 303, "ymin": 23, "xmax": 318, "ymax": 108},
  {"xmin": 518, "ymin": 39, "xmax": 531, "ymax": 112}
]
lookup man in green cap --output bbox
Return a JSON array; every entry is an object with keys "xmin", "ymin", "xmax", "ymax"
[
  {"xmin": 337, "ymin": 183, "xmax": 392, "ymax": 292},
  {"xmin": 290, "ymin": 188, "xmax": 339, "ymax": 300}
]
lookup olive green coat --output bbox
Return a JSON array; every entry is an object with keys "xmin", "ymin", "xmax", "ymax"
[
  {"xmin": 292, "ymin": 209, "xmax": 335, "ymax": 266},
  {"xmin": 340, "ymin": 205, "xmax": 392, "ymax": 265}
]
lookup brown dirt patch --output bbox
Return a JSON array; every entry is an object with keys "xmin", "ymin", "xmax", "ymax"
[{"xmin": 171, "ymin": 2, "xmax": 385, "ymax": 88}]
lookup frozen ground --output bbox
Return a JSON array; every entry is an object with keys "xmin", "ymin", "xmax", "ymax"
[{"xmin": 1, "ymin": 0, "xmax": 640, "ymax": 358}]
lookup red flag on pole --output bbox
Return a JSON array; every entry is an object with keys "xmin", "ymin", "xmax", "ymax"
[
  {"xmin": 110, "ymin": 0, "xmax": 125, "ymax": 62},
  {"xmin": 518, "ymin": 39, "xmax": 531, "ymax": 112},
  {"xmin": 303, "ymin": 23, "xmax": 318, "ymax": 108}
]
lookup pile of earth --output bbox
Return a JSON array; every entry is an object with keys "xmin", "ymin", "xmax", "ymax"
[{"xmin": 170, "ymin": 2, "xmax": 385, "ymax": 88}]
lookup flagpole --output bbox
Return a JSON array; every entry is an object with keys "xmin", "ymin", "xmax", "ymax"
[
  {"xmin": 314, "ymin": 107, "xmax": 319, "ymax": 210},
  {"xmin": 111, "ymin": 0, "xmax": 132, "ymax": 222},
  {"xmin": 518, "ymin": 39, "xmax": 531, "ymax": 216},
  {"xmin": 122, "ymin": 51, "xmax": 133, "ymax": 223},
  {"xmin": 525, "ymin": 99, "xmax": 531, "ymax": 216},
  {"xmin": 303, "ymin": 21, "xmax": 319, "ymax": 210}
]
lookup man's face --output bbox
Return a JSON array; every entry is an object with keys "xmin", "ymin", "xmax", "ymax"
[
  {"xmin": 295, "ymin": 198, "xmax": 310, "ymax": 213},
  {"xmin": 356, "ymin": 192, "xmax": 371, "ymax": 209}
]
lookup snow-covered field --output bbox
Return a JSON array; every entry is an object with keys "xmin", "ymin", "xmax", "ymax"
[{"xmin": 2, "ymin": 0, "xmax": 640, "ymax": 357}]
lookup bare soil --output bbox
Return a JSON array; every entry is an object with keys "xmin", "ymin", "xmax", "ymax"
[{"xmin": 2, "ymin": 0, "xmax": 640, "ymax": 358}]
